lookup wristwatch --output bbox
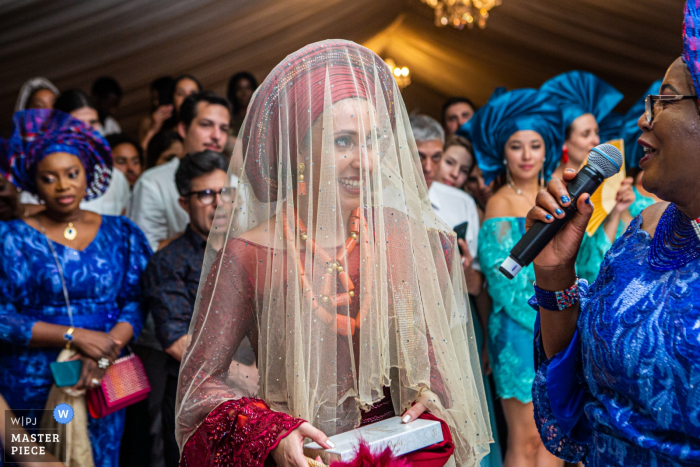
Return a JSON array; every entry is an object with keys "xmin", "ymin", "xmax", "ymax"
[{"xmin": 64, "ymin": 327, "xmax": 75, "ymax": 349}]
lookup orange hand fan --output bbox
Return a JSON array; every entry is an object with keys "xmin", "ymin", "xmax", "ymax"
[{"xmin": 584, "ymin": 139, "xmax": 625, "ymax": 237}]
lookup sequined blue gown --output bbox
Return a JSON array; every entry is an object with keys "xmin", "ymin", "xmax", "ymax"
[
  {"xmin": 0, "ymin": 216, "xmax": 151, "ymax": 467},
  {"xmin": 532, "ymin": 213, "xmax": 700, "ymax": 466},
  {"xmin": 478, "ymin": 217, "xmax": 536, "ymax": 403}
]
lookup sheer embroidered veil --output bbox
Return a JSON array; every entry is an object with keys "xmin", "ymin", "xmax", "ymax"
[{"xmin": 175, "ymin": 39, "xmax": 491, "ymax": 465}]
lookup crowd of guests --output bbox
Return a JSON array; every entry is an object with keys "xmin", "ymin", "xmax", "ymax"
[{"xmin": 0, "ymin": 31, "xmax": 683, "ymax": 467}]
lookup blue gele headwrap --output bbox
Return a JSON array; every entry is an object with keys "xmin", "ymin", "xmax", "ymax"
[
  {"xmin": 540, "ymin": 71, "xmax": 623, "ymax": 131},
  {"xmin": 6, "ymin": 109, "xmax": 112, "ymax": 200},
  {"xmin": 684, "ymin": 0, "xmax": 700, "ymax": 96},
  {"xmin": 623, "ymin": 79, "xmax": 663, "ymax": 169},
  {"xmin": 598, "ymin": 111, "xmax": 624, "ymax": 143},
  {"xmin": 458, "ymin": 88, "xmax": 564, "ymax": 186}
]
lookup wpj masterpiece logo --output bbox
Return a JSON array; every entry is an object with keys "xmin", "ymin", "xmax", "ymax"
[{"xmin": 3, "ymin": 404, "xmax": 73, "ymax": 463}]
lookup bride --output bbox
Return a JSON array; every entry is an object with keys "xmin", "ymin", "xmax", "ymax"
[{"xmin": 175, "ymin": 40, "xmax": 491, "ymax": 467}]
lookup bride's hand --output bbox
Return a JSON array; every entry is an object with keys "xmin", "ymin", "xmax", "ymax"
[
  {"xmin": 271, "ymin": 422, "xmax": 334, "ymax": 467},
  {"xmin": 401, "ymin": 390, "xmax": 437, "ymax": 424}
]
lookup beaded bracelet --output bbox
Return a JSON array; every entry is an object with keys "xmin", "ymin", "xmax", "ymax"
[{"xmin": 533, "ymin": 278, "xmax": 580, "ymax": 311}]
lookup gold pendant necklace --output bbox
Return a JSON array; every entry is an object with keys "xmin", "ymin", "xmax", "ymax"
[{"xmin": 64, "ymin": 222, "xmax": 77, "ymax": 240}]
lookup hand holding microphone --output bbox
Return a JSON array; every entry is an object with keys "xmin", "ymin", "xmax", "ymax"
[
  {"xmin": 525, "ymin": 169, "xmax": 594, "ymax": 279},
  {"xmin": 499, "ymin": 144, "xmax": 623, "ymax": 279}
]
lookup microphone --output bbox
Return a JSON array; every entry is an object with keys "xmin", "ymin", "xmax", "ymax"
[{"xmin": 499, "ymin": 143, "xmax": 623, "ymax": 279}]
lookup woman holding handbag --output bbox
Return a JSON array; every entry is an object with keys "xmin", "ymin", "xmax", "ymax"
[{"xmin": 0, "ymin": 109, "xmax": 151, "ymax": 466}]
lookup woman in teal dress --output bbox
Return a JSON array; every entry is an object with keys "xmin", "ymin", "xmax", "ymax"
[{"xmin": 461, "ymin": 88, "xmax": 563, "ymax": 467}]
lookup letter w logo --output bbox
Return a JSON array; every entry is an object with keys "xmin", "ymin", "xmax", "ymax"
[{"xmin": 58, "ymin": 410, "xmax": 69, "ymax": 418}]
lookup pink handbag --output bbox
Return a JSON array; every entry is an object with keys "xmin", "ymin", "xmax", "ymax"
[{"xmin": 87, "ymin": 352, "xmax": 151, "ymax": 419}]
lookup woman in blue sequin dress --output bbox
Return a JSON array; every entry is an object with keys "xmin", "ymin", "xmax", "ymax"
[
  {"xmin": 0, "ymin": 109, "xmax": 151, "ymax": 466},
  {"xmin": 462, "ymin": 88, "xmax": 564, "ymax": 466},
  {"xmin": 527, "ymin": 7, "xmax": 700, "ymax": 463}
]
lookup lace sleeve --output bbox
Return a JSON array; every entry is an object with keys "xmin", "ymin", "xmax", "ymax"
[
  {"xmin": 0, "ymin": 223, "xmax": 35, "ymax": 346},
  {"xmin": 115, "ymin": 217, "xmax": 152, "ymax": 338},
  {"xmin": 528, "ymin": 281, "xmax": 593, "ymax": 463},
  {"xmin": 180, "ymin": 398, "xmax": 305, "ymax": 467},
  {"xmin": 532, "ymin": 335, "xmax": 589, "ymax": 463},
  {"xmin": 176, "ymin": 240, "xmax": 261, "ymax": 447}
]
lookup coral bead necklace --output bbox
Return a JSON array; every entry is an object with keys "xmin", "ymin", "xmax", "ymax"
[{"xmin": 282, "ymin": 207, "xmax": 373, "ymax": 336}]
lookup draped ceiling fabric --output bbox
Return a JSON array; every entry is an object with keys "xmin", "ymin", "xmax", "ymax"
[{"xmin": 0, "ymin": 0, "xmax": 684, "ymax": 137}]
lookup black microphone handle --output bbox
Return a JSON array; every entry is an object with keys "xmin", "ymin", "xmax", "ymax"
[{"xmin": 506, "ymin": 165, "xmax": 605, "ymax": 272}]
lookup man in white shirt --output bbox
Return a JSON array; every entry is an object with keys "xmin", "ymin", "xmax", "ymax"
[
  {"xmin": 129, "ymin": 91, "xmax": 231, "ymax": 250},
  {"xmin": 410, "ymin": 114, "xmax": 482, "ymax": 294}
]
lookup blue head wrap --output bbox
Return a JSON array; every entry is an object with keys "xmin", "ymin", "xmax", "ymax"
[
  {"xmin": 598, "ymin": 111, "xmax": 624, "ymax": 143},
  {"xmin": 540, "ymin": 71, "xmax": 623, "ymax": 131},
  {"xmin": 6, "ymin": 109, "xmax": 112, "ymax": 200},
  {"xmin": 622, "ymin": 79, "xmax": 663, "ymax": 169},
  {"xmin": 458, "ymin": 88, "xmax": 564, "ymax": 186},
  {"xmin": 684, "ymin": 0, "xmax": 700, "ymax": 96}
]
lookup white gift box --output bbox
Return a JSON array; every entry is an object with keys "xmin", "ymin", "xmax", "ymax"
[{"xmin": 304, "ymin": 416, "xmax": 443, "ymax": 463}]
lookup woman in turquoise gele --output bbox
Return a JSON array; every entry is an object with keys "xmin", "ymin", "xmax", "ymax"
[
  {"xmin": 461, "ymin": 87, "xmax": 563, "ymax": 467},
  {"xmin": 540, "ymin": 71, "xmax": 635, "ymax": 284}
]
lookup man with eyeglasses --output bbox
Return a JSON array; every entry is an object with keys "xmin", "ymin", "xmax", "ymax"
[{"xmin": 139, "ymin": 150, "xmax": 235, "ymax": 467}]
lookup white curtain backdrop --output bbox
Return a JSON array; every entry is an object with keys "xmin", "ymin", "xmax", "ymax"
[{"xmin": 0, "ymin": 0, "xmax": 683, "ymax": 136}]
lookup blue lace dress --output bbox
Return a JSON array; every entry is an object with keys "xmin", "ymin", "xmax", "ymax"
[
  {"xmin": 576, "ymin": 187, "xmax": 657, "ymax": 285},
  {"xmin": 532, "ymin": 213, "xmax": 700, "ymax": 466},
  {"xmin": 0, "ymin": 216, "xmax": 151, "ymax": 467},
  {"xmin": 479, "ymin": 217, "xmax": 536, "ymax": 403}
]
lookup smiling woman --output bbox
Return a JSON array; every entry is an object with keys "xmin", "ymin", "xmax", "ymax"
[
  {"xmin": 526, "ymin": 2, "xmax": 700, "ymax": 465},
  {"xmin": 0, "ymin": 108, "xmax": 151, "ymax": 466},
  {"xmin": 175, "ymin": 40, "xmax": 492, "ymax": 467}
]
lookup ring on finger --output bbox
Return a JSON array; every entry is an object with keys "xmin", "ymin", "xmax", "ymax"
[
  {"xmin": 98, "ymin": 357, "xmax": 110, "ymax": 369},
  {"xmin": 91, "ymin": 378, "xmax": 100, "ymax": 386}
]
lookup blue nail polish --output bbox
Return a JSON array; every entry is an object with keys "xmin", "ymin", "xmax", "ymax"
[
  {"xmin": 585, "ymin": 198, "xmax": 591, "ymax": 205},
  {"xmin": 556, "ymin": 208, "xmax": 564, "ymax": 215},
  {"xmin": 545, "ymin": 214, "xmax": 553, "ymax": 220},
  {"xmin": 561, "ymin": 195, "xmax": 571, "ymax": 204}
]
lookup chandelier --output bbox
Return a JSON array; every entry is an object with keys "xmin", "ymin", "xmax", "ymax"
[
  {"xmin": 421, "ymin": 0, "xmax": 502, "ymax": 29},
  {"xmin": 384, "ymin": 58, "xmax": 411, "ymax": 89}
]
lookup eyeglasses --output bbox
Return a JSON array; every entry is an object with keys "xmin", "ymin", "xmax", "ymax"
[
  {"xmin": 645, "ymin": 94, "xmax": 698, "ymax": 124},
  {"xmin": 186, "ymin": 188, "xmax": 235, "ymax": 205}
]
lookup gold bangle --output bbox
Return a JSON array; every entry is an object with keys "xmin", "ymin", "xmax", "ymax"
[{"xmin": 64, "ymin": 327, "xmax": 75, "ymax": 349}]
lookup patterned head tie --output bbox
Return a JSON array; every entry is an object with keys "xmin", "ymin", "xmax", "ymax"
[
  {"xmin": 5, "ymin": 108, "xmax": 112, "ymax": 200},
  {"xmin": 684, "ymin": 0, "xmax": 700, "ymax": 96}
]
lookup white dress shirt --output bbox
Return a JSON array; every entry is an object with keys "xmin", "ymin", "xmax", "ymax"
[
  {"xmin": 97, "ymin": 116, "xmax": 122, "ymax": 136},
  {"xmin": 82, "ymin": 168, "xmax": 131, "ymax": 215},
  {"xmin": 428, "ymin": 181, "xmax": 480, "ymax": 270},
  {"xmin": 128, "ymin": 157, "xmax": 188, "ymax": 251}
]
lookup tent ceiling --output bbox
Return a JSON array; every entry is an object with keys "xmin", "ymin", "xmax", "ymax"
[{"xmin": 0, "ymin": 0, "xmax": 684, "ymax": 136}]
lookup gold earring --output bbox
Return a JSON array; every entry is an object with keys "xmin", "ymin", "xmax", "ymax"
[{"xmin": 298, "ymin": 163, "xmax": 307, "ymax": 196}]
